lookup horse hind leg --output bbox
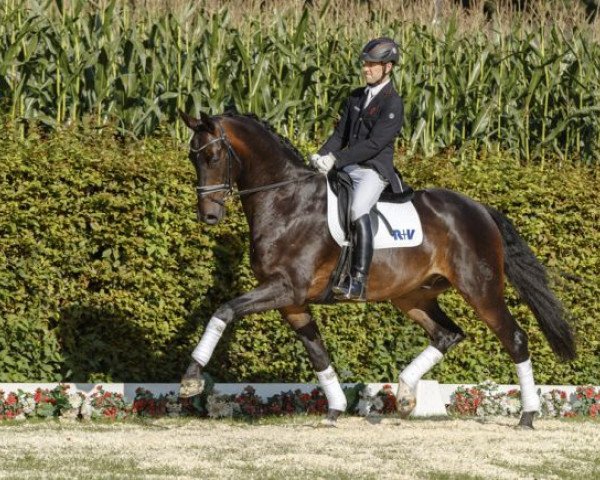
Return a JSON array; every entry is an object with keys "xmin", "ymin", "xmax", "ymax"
[
  {"xmin": 281, "ymin": 306, "xmax": 347, "ymax": 427},
  {"xmin": 392, "ymin": 297, "xmax": 466, "ymax": 418},
  {"xmin": 454, "ymin": 279, "xmax": 540, "ymax": 428}
]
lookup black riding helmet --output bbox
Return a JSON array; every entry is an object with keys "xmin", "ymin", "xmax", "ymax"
[{"xmin": 360, "ymin": 37, "xmax": 400, "ymax": 64}]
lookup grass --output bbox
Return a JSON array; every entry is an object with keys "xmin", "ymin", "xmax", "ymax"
[
  {"xmin": 424, "ymin": 473, "xmax": 489, "ymax": 480},
  {"xmin": 491, "ymin": 454, "xmax": 600, "ymax": 480},
  {"xmin": 1, "ymin": 416, "xmax": 600, "ymax": 479}
]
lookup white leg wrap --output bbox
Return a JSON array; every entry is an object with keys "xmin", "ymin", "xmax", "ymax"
[
  {"xmin": 191, "ymin": 317, "xmax": 227, "ymax": 366},
  {"xmin": 316, "ymin": 365, "xmax": 347, "ymax": 412},
  {"xmin": 399, "ymin": 346, "xmax": 444, "ymax": 391},
  {"xmin": 516, "ymin": 358, "xmax": 540, "ymax": 412}
]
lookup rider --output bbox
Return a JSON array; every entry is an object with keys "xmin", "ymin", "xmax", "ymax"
[{"xmin": 311, "ymin": 37, "xmax": 405, "ymax": 301}]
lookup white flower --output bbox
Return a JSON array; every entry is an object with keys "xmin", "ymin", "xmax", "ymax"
[
  {"xmin": 22, "ymin": 397, "xmax": 36, "ymax": 416},
  {"xmin": 553, "ymin": 391, "xmax": 563, "ymax": 401},
  {"xmin": 80, "ymin": 399, "xmax": 93, "ymax": 420},
  {"xmin": 356, "ymin": 399, "xmax": 371, "ymax": 416},
  {"xmin": 166, "ymin": 402, "xmax": 182, "ymax": 417},
  {"xmin": 60, "ymin": 408, "xmax": 80, "ymax": 420},
  {"xmin": 68, "ymin": 394, "xmax": 83, "ymax": 410},
  {"xmin": 206, "ymin": 394, "xmax": 237, "ymax": 418},
  {"xmin": 560, "ymin": 403, "xmax": 573, "ymax": 416},
  {"xmin": 372, "ymin": 397, "xmax": 384, "ymax": 412}
]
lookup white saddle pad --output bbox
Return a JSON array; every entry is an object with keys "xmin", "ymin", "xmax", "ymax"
[{"xmin": 327, "ymin": 179, "xmax": 423, "ymax": 249}]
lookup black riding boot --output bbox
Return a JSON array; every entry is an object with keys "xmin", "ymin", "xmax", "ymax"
[{"xmin": 333, "ymin": 214, "xmax": 373, "ymax": 301}]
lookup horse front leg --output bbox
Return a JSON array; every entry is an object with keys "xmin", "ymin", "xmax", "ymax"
[
  {"xmin": 281, "ymin": 306, "xmax": 347, "ymax": 427},
  {"xmin": 179, "ymin": 281, "xmax": 293, "ymax": 398}
]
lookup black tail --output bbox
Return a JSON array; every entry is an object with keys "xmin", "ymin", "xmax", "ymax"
[{"xmin": 485, "ymin": 205, "xmax": 576, "ymax": 361}]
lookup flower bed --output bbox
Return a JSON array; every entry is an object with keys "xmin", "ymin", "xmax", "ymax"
[
  {"xmin": 446, "ymin": 381, "xmax": 600, "ymax": 418},
  {"xmin": 0, "ymin": 384, "xmax": 337, "ymax": 421},
  {"xmin": 0, "ymin": 382, "xmax": 598, "ymax": 421}
]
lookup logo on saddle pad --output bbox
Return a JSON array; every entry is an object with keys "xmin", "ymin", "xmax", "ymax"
[
  {"xmin": 391, "ymin": 229, "xmax": 416, "ymax": 241},
  {"xmin": 326, "ymin": 180, "xmax": 423, "ymax": 249}
]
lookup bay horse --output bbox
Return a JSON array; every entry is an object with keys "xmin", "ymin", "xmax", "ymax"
[{"xmin": 177, "ymin": 110, "xmax": 576, "ymax": 428}]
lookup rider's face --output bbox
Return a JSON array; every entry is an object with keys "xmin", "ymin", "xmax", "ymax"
[{"xmin": 362, "ymin": 61, "xmax": 391, "ymax": 85}]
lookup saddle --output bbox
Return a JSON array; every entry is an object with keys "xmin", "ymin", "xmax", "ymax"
[
  {"xmin": 319, "ymin": 169, "xmax": 415, "ymax": 303},
  {"xmin": 326, "ymin": 169, "xmax": 414, "ymax": 238}
]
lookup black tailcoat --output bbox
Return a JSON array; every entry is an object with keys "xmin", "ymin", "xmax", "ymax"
[{"xmin": 319, "ymin": 82, "xmax": 404, "ymax": 193}]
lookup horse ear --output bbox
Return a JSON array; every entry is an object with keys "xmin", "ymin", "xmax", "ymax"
[
  {"xmin": 179, "ymin": 109, "xmax": 202, "ymax": 131},
  {"xmin": 199, "ymin": 111, "xmax": 217, "ymax": 134}
]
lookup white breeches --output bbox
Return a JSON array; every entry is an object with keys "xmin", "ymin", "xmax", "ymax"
[{"xmin": 344, "ymin": 165, "xmax": 388, "ymax": 221}]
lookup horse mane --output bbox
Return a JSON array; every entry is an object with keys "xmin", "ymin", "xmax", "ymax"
[{"xmin": 221, "ymin": 112, "xmax": 308, "ymax": 168}]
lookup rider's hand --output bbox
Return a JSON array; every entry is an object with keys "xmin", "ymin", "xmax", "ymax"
[
  {"xmin": 314, "ymin": 153, "xmax": 335, "ymax": 174},
  {"xmin": 309, "ymin": 153, "xmax": 322, "ymax": 169}
]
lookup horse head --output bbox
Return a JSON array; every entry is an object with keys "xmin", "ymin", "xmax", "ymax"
[{"xmin": 179, "ymin": 110, "xmax": 239, "ymax": 225}]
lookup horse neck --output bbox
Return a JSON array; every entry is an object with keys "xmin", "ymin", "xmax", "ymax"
[
  {"xmin": 226, "ymin": 119, "xmax": 308, "ymax": 189},
  {"xmin": 223, "ymin": 117, "xmax": 319, "ymax": 224}
]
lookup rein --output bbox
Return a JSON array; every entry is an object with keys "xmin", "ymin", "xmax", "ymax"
[
  {"xmin": 190, "ymin": 123, "xmax": 318, "ymax": 199},
  {"xmin": 233, "ymin": 173, "xmax": 318, "ymax": 197}
]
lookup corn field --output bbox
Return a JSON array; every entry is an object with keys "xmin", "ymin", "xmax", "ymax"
[{"xmin": 2, "ymin": 0, "xmax": 600, "ymax": 163}]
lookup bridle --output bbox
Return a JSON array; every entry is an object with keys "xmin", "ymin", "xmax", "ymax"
[
  {"xmin": 189, "ymin": 122, "xmax": 239, "ymax": 201},
  {"xmin": 189, "ymin": 121, "xmax": 317, "ymax": 203}
]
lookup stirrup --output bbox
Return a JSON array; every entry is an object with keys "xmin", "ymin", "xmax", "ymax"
[
  {"xmin": 333, "ymin": 274, "xmax": 367, "ymax": 301},
  {"xmin": 332, "ymin": 276, "xmax": 350, "ymax": 297}
]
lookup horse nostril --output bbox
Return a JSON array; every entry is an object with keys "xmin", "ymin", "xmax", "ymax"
[{"xmin": 204, "ymin": 215, "xmax": 219, "ymax": 225}]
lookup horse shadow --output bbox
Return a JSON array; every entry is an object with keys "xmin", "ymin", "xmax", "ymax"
[
  {"xmin": 164, "ymin": 230, "xmax": 248, "ymax": 381},
  {"xmin": 57, "ymin": 231, "xmax": 246, "ymax": 383},
  {"xmin": 58, "ymin": 303, "xmax": 159, "ymax": 382}
]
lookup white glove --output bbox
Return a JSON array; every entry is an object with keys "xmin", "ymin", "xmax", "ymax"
[
  {"xmin": 309, "ymin": 153, "xmax": 321, "ymax": 169},
  {"xmin": 314, "ymin": 153, "xmax": 336, "ymax": 174}
]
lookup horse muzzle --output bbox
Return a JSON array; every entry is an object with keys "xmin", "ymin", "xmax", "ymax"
[{"xmin": 197, "ymin": 203, "xmax": 224, "ymax": 225}]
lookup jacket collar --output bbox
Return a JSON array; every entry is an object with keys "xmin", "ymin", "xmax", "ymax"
[{"xmin": 365, "ymin": 78, "xmax": 391, "ymax": 99}]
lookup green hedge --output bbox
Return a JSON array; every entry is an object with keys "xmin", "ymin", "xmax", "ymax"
[{"xmin": 1, "ymin": 123, "xmax": 598, "ymax": 385}]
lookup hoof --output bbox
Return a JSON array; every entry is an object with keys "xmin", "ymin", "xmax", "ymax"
[
  {"xmin": 179, "ymin": 362, "xmax": 205, "ymax": 398},
  {"xmin": 396, "ymin": 379, "xmax": 416, "ymax": 418},
  {"xmin": 319, "ymin": 418, "xmax": 338, "ymax": 428},
  {"xmin": 319, "ymin": 409, "xmax": 342, "ymax": 428},
  {"xmin": 517, "ymin": 411, "xmax": 536, "ymax": 430}
]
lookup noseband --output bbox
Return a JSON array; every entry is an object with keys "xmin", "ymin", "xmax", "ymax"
[{"xmin": 189, "ymin": 120, "xmax": 317, "ymax": 202}]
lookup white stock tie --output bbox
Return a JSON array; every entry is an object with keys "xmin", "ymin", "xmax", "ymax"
[{"xmin": 364, "ymin": 88, "xmax": 373, "ymax": 108}]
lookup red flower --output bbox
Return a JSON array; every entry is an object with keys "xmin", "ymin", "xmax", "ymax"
[
  {"xmin": 299, "ymin": 393, "xmax": 311, "ymax": 404},
  {"xmin": 382, "ymin": 393, "xmax": 396, "ymax": 414},
  {"xmin": 6, "ymin": 394, "xmax": 17, "ymax": 406},
  {"xmin": 103, "ymin": 407, "xmax": 117, "ymax": 419}
]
